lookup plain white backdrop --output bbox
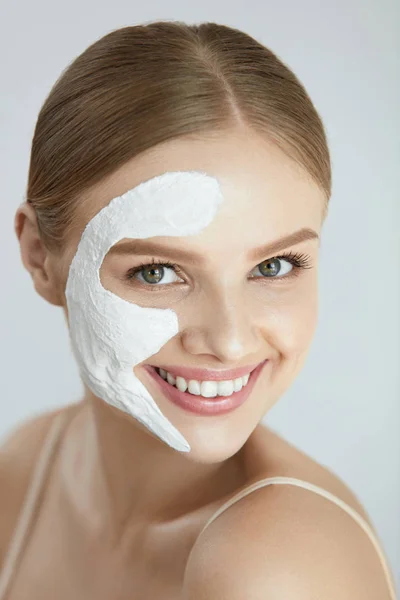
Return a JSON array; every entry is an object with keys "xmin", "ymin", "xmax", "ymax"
[{"xmin": 1, "ymin": 0, "xmax": 399, "ymax": 588}]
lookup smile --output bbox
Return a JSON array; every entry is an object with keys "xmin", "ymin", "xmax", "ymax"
[
  {"xmin": 156, "ymin": 367, "xmax": 251, "ymax": 398},
  {"xmin": 142, "ymin": 360, "xmax": 268, "ymax": 416}
]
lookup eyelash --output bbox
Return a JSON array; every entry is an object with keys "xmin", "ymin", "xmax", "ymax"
[
  {"xmin": 124, "ymin": 251, "xmax": 312, "ymax": 288},
  {"xmin": 125, "ymin": 259, "xmax": 184, "ymax": 282}
]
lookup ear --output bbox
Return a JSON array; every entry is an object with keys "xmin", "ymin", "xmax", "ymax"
[{"xmin": 15, "ymin": 202, "xmax": 64, "ymax": 307}]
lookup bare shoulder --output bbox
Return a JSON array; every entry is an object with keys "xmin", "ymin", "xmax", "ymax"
[
  {"xmin": 246, "ymin": 424, "xmax": 376, "ymax": 527},
  {"xmin": 0, "ymin": 406, "xmax": 72, "ymax": 565},
  {"xmin": 183, "ymin": 426, "xmax": 395, "ymax": 599}
]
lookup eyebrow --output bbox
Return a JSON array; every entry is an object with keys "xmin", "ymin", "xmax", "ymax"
[{"xmin": 108, "ymin": 227, "xmax": 319, "ymax": 264}]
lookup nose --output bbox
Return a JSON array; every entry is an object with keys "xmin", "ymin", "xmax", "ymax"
[{"xmin": 180, "ymin": 288, "xmax": 262, "ymax": 365}]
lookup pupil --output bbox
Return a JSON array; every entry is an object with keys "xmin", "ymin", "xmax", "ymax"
[
  {"xmin": 143, "ymin": 265, "xmax": 164, "ymax": 284},
  {"xmin": 259, "ymin": 259, "xmax": 280, "ymax": 277}
]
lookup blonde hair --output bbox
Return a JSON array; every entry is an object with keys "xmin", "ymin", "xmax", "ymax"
[{"xmin": 26, "ymin": 20, "xmax": 331, "ymax": 250}]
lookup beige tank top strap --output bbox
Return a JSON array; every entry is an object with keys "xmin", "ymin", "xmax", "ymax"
[
  {"xmin": 198, "ymin": 476, "xmax": 398, "ymax": 600},
  {"xmin": 0, "ymin": 408, "xmax": 73, "ymax": 600}
]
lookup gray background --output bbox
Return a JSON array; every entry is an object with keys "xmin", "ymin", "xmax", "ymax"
[{"xmin": 1, "ymin": 0, "xmax": 399, "ymax": 589}]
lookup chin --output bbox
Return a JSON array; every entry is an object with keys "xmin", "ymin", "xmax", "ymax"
[{"xmin": 162, "ymin": 411, "xmax": 260, "ymax": 465}]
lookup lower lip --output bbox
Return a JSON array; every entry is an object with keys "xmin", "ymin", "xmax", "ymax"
[{"xmin": 142, "ymin": 360, "xmax": 268, "ymax": 416}]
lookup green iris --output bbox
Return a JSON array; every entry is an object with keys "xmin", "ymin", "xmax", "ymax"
[
  {"xmin": 142, "ymin": 265, "xmax": 164, "ymax": 284},
  {"xmin": 258, "ymin": 259, "xmax": 280, "ymax": 277}
]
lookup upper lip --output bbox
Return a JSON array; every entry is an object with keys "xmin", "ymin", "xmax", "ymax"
[{"xmin": 144, "ymin": 360, "xmax": 267, "ymax": 382}]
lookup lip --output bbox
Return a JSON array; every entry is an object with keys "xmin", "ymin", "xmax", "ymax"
[
  {"xmin": 148, "ymin": 362, "xmax": 262, "ymax": 382},
  {"xmin": 142, "ymin": 359, "xmax": 268, "ymax": 416}
]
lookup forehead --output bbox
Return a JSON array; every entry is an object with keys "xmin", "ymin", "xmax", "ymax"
[{"xmin": 70, "ymin": 130, "xmax": 324, "ymax": 255}]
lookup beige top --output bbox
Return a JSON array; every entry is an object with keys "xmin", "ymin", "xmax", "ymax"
[{"xmin": 0, "ymin": 410, "xmax": 397, "ymax": 599}]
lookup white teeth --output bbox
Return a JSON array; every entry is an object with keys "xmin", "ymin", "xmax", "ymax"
[
  {"xmin": 217, "ymin": 380, "xmax": 234, "ymax": 396},
  {"xmin": 200, "ymin": 381, "xmax": 218, "ymax": 398},
  {"xmin": 175, "ymin": 376, "xmax": 187, "ymax": 393},
  {"xmin": 166, "ymin": 372, "xmax": 176, "ymax": 385},
  {"xmin": 188, "ymin": 380, "xmax": 201, "ymax": 395},
  {"xmin": 156, "ymin": 368, "xmax": 252, "ymax": 398},
  {"xmin": 233, "ymin": 377, "xmax": 243, "ymax": 392}
]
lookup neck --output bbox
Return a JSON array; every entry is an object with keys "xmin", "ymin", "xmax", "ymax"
[{"xmin": 69, "ymin": 392, "xmax": 247, "ymax": 538}]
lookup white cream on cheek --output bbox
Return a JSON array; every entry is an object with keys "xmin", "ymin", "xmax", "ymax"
[{"xmin": 65, "ymin": 171, "xmax": 224, "ymax": 453}]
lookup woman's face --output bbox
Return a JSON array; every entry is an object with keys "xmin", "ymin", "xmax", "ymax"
[{"xmin": 60, "ymin": 128, "xmax": 325, "ymax": 463}]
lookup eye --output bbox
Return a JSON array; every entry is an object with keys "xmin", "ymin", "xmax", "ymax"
[
  {"xmin": 249, "ymin": 252, "xmax": 312, "ymax": 280},
  {"xmin": 125, "ymin": 260, "xmax": 184, "ymax": 286},
  {"xmin": 250, "ymin": 257, "xmax": 292, "ymax": 278}
]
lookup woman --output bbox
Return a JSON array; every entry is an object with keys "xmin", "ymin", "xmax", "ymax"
[{"xmin": 0, "ymin": 20, "xmax": 396, "ymax": 599}]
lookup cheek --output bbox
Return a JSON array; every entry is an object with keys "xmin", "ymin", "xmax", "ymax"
[{"xmin": 265, "ymin": 286, "xmax": 318, "ymax": 362}]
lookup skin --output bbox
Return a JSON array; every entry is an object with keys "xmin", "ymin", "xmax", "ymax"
[{"xmin": 1, "ymin": 127, "xmax": 393, "ymax": 598}]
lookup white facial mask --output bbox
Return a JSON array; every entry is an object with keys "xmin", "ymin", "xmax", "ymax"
[{"xmin": 65, "ymin": 171, "xmax": 224, "ymax": 453}]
